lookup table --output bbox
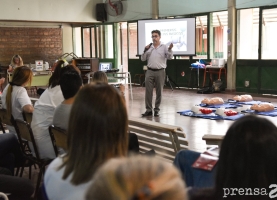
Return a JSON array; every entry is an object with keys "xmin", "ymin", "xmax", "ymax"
[
  {"xmin": 8, "ymin": 70, "xmax": 51, "ymax": 87},
  {"xmin": 85, "ymin": 71, "xmax": 133, "ymax": 100},
  {"xmin": 203, "ymin": 66, "xmax": 226, "ymax": 87}
]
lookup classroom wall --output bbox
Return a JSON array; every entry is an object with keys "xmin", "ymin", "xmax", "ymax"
[{"xmin": 0, "ymin": 0, "xmax": 103, "ymax": 23}]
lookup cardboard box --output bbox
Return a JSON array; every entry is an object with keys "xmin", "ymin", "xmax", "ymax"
[
  {"xmin": 35, "ymin": 60, "xmax": 44, "ymax": 71},
  {"xmin": 211, "ymin": 59, "xmax": 225, "ymax": 67}
]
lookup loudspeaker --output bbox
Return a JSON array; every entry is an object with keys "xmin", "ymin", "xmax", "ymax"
[{"xmin": 96, "ymin": 3, "xmax": 107, "ymax": 22}]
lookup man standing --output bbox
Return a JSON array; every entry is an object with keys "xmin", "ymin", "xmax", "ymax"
[{"xmin": 141, "ymin": 30, "xmax": 173, "ymax": 117}]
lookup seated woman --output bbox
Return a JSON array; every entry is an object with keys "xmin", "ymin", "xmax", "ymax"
[
  {"xmin": 85, "ymin": 155, "xmax": 187, "ymax": 200},
  {"xmin": 182, "ymin": 115, "xmax": 277, "ymax": 200},
  {"xmin": 1, "ymin": 66, "xmax": 33, "ymax": 135},
  {"xmin": 31, "ymin": 61, "xmax": 77, "ymax": 159},
  {"xmin": 8, "ymin": 55, "xmax": 23, "ymax": 72},
  {"xmin": 44, "ymin": 83, "xmax": 128, "ymax": 200},
  {"xmin": 92, "ymin": 71, "xmax": 125, "ymax": 96},
  {"xmin": 0, "ymin": 132, "xmax": 34, "ymax": 200}
]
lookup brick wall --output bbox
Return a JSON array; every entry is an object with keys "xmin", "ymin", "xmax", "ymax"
[{"xmin": 0, "ymin": 27, "xmax": 62, "ymax": 66}]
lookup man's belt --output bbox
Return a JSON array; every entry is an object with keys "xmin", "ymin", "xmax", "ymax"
[{"xmin": 147, "ymin": 67, "xmax": 164, "ymax": 71}]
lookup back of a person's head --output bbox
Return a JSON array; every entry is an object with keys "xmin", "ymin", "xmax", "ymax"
[
  {"xmin": 60, "ymin": 70, "xmax": 82, "ymax": 99},
  {"xmin": 6, "ymin": 66, "xmax": 32, "ymax": 117},
  {"xmin": 61, "ymin": 83, "xmax": 128, "ymax": 185},
  {"xmin": 86, "ymin": 155, "xmax": 187, "ymax": 200},
  {"xmin": 48, "ymin": 61, "xmax": 76, "ymax": 88},
  {"xmin": 92, "ymin": 71, "xmax": 108, "ymax": 83},
  {"xmin": 215, "ymin": 115, "xmax": 277, "ymax": 199},
  {"xmin": 11, "ymin": 66, "xmax": 32, "ymax": 86}
]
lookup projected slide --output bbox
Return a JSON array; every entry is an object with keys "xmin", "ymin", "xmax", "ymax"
[
  {"xmin": 138, "ymin": 18, "xmax": 196, "ymax": 56},
  {"xmin": 145, "ymin": 21, "xmax": 187, "ymax": 51}
]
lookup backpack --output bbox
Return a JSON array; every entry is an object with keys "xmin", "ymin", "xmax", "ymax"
[{"xmin": 212, "ymin": 79, "xmax": 224, "ymax": 92}]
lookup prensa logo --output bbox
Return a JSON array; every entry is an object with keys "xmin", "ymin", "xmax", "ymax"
[{"xmin": 223, "ymin": 184, "xmax": 277, "ymax": 198}]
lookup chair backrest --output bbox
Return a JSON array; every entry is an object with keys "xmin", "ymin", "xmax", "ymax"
[
  {"xmin": 48, "ymin": 125, "xmax": 67, "ymax": 157},
  {"xmin": 22, "ymin": 111, "xmax": 33, "ymax": 124},
  {"xmin": 128, "ymin": 117, "xmax": 188, "ymax": 162},
  {"xmin": 15, "ymin": 119, "xmax": 41, "ymax": 160}
]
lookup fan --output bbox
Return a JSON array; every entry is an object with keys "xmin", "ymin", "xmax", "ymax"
[{"xmin": 105, "ymin": 0, "xmax": 123, "ymax": 16}]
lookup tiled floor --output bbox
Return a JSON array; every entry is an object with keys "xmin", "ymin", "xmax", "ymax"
[{"xmin": 124, "ymin": 86, "xmax": 277, "ymax": 152}]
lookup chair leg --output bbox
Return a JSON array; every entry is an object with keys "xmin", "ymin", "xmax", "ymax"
[
  {"xmin": 19, "ymin": 165, "xmax": 24, "ymax": 177},
  {"xmin": 29, "ymin": 164, "xmax": 32, "ymax": 179},
  {"xmin": 34, "ymin": 167, "xmax": 44, "ymax": 199}
]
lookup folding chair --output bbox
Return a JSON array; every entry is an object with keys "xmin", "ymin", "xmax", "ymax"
[
  {"xmin": 22, "ymin": 111, "xmax": 33, "ymax": 124},
  {"xmin": 15, "ymin": 119, "xmax": 53, "ymax": 199},
  {"xmin": 0, "ymin": 109, "xmax": 14, "ymax": 133},
  {"xmin": 48, "ymin": 125, "xmax": 67, "ymax": 157}
]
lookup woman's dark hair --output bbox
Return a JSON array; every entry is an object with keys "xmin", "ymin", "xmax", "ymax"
[
  {"xmin": 60, "ymin": 70, "xmax": 82, "ymax": 99},
  {"xmin": 215, "ymin": 115, "xmax": 277, "ymax": 199},
  {"xmin": 48, "ymin": 61, "xmax": 76, "ymax": 88},
  {"xmin": 6, "ymin": 66, "xmax": 32, "ymax": 117},
  {"xmin": 60, "ymin": 83, "xmax": 128, "ymax": 185}
]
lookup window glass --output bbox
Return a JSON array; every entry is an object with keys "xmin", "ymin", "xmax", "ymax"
[
  {"xmin": 194, "ymin": 15, "xmax": 208, "ymax": 59},
  {"xmin": 104, "ymin": 24, "xmax": 114, "ymax": 58},
  {"xmin": 82, "ymin": 28, "xmax": 90, "ymax": 57},
  {"xmin": 73, "ymin": 27, "xmax": 82, "ymax": 57},
  {"xmin": 96, "ymin": 24, "xmax": 114, "ymax": 58},
  {"xmin": 261, "ymin": 8, "xmax": 277, "ymax": 59},
  {"xmin": 237, "ymin": 8, "xmax": 259, "ymax": 59},
  {"xmin": 128, "ymin": 22, "xmax": 138, "ymax": 59},
  {"xmin": 91, "ymin": 27, "xmax": 96, "ymax": 57},
  {"xmin": 210, "ymin": 11, "xmax": 228, "ymax": 59}
]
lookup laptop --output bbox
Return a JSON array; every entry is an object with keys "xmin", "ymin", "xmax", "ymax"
[{"xmin": 99, "ymin": 62, "xmax": 112, "ymax": 71}]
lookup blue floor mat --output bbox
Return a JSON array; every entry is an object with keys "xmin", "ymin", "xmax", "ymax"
[
  {"xmin": 242, "ymin": 109, "xmax": 277, "ymax": 117},
  {"xmin": 177, "ymin": 110, "xmax": 245, "ymax": 121}
]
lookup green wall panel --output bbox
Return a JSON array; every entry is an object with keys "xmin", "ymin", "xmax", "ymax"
[
  {"xmin": 236, "ymin": 65, "xmax": 259, "ymax": 93},
  {"xmin": 128, "ymin": 58, "xmax": 206, "ymax": 88},
  {"xmin": 261, "ymin": 66, "xmax": 277, "ymax": 90}
]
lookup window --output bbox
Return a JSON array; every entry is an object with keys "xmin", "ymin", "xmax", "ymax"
[
  {"xmin": 261, "ymin": 7, "xmax": 277, "ymax": 59},
  {"xmin": 91, "ymin": 27, "xmax": 96, "ymax": 57},
  {"xmin": 82, "ymin": 28, "xmax": 90, "ymax": 57},
  {"xmin": 96, "ymin": 24, "xmax": 114, "ymax": 58},
  {"xmin": 194, "ymin": 15, "xmax": 208, "ymax": 59},
  {"xmin": 210, "ymin": 11, "xmax": 228, "ymax": 59},
  {"xmin": 73, "ymin": 27, "xmax": 82, "ymax": 57},
  {"xmin": 128, "ymin": 22, "xmax": 138, "ymax": 59},
  {"xmin": 237, "ymin": 8, "xmax": 259, "ymax": 59}
]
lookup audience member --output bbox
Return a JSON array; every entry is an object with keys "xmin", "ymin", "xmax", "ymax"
[
  {"xmin": 1, "ymin": 66, "xmax": 33, "ymax": 135},
  {"xmin": 186, "ymin": 115, "xmax": 277, "ymax": 200},
  {"xmin": 8, "ymin": 55, "xmax": 23, "ymax": 72},
  {"xmin": 92, "ymin": 71, "xmax": 108, "ymax": 83},
  {"xmin": 174, "ymin": 149, "xmax": 216, "ymax": 188},
  {"xmin": 0, "ymin": 134, "xmax": 34, "ymax": 200},
  {"xmin": 44, "ymin": 83, "xmax": 128, "ymax": 200},
  {"xmin": 52, "ymin": 70, "xmax": 83, "ymax": 130},
  {"xmin": 85, "ymin": 155, "xmax": 187, "ymax": 200},
  {"xmin": 92, "ymin": 71, "xmax": 136, "ymax": 152},
  {"xmin": 92, "ymin": 71, "xmax": 125, "ymax": 97},
  {"xmin": 31, "ymin": 61, "xmax": 77, "ymax": 159}
]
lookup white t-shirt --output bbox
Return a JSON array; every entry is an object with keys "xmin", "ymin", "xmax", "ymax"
[
  {"xmin": 1, "ymin": 84, "xmax": 32, "ymax": 121},
  {"xmin": 31, "ymin": 86, "xmax": 64, "ymax": 159},
  {"xmin": 34, "ymin": 86, "xmax": 63, "ymax": 109},
  {"xmin": 44, "ymin": 156, "xmax": 93, "ymax": 200}
]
